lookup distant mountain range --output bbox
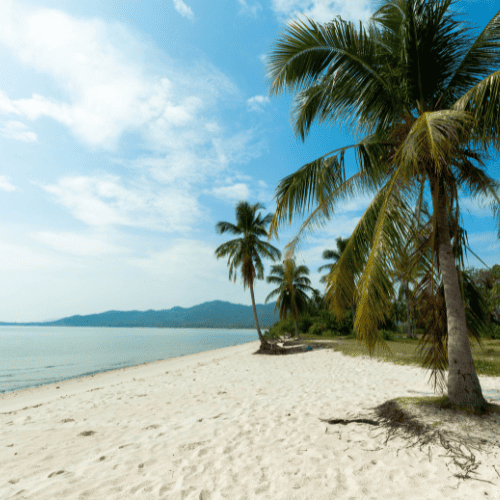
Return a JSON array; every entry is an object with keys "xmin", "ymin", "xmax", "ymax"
[{"xmin": 0, "ymin": 300, "xmax": 280, "ymax": 329}]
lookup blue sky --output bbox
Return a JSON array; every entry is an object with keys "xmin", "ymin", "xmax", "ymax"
[{"xmin": 0, "ymin": 0, "xmax": 499, "ymax": 322}]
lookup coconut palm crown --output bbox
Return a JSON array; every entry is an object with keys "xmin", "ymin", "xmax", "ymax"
[
  {"xmin": 215, "ymin": 201, "xmax": 281, "ymax": 346},
  {"xmin": 266, "ymin": 0, "xmax": 500, "ymax": 409},
  {"xmin": 265, "ymin": 258, "xmax": 314, "ymax": 338}
]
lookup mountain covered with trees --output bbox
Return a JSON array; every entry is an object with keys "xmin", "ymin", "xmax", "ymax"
[{"xmin": 0, "ymin": 301, "xmax": 280, "ymax": 329}]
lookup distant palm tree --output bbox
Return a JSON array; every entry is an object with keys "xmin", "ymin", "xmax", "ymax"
[
  {"xmin": 318, "ymin": 236, "xmax": 350, "ymax": 283},
  {"xmin": 265, "ymin": 258, "xmax": 314, "ymax": 339},
  {"xmin": 319, "ymin": 236, "xmax": 355, "ymax": 320},
  {"xmin": 215, "ymin": 201, "xmax": 281, "ymax": 347}
]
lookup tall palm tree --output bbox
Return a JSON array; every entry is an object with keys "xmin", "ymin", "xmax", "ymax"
[
  {"xmin": 215, "ymin": 201, "xmax": 281, "ymax": 347},
  {"xmin": 318, "ymin": 236, "xmax": 350, "ymax": 283},
  {"xmin": 265, "ymin": 258, "xmax": 314, "ymax": 339},
  {"xmin": 266, "ymin": 0, "xmax": 500, "ymax": 409}
]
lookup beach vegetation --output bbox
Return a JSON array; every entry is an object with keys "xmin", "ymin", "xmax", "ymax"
[
  {"xmin": 266, "ymin": 0, "xmax": 500, "ymax": 410},
  {"xmin": 265, "ymin": 258, "xmax": 315, "ymax": 339},
  {"xmin": 215, "ymin": 201, "xmax": 281, "ymax": 349}
]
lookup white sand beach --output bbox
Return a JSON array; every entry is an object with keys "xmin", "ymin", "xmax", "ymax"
[{"xmin": 1, "ymin": 341, "xmax": 499, "ymax": 500}]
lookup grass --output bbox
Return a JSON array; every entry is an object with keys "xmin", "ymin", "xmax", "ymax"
[{"xmin": 272, "ymin": 332, "xmax": 500, "ymax": 377}]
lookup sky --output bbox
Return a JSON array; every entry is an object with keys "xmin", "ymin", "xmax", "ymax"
[{"xmin": 0, "ymin": 0, "xmax": 499, "ymax": 322}]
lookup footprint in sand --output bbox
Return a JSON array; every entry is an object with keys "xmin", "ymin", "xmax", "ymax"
[
  {"xmin": 48, "ymin": 470, "xmax": 65, "ymax": 478},
  {"xmin": 78, "ymin": 430, "xmax": 96, "ymax": 436}
]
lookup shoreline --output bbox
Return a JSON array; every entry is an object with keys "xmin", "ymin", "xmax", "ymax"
[{"xmin": 0, "ymin": 340, "xmax": 259, "ymax": 414}]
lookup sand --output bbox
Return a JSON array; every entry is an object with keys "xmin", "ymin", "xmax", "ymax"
[{"xmin": 1, "ymin": 341, "xmax": 499, "ymax": 500}]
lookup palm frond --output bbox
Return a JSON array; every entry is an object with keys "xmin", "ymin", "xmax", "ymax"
[
  {"xmin": 395, "ymin": 110, "xmax": 475, "ymax": 176},
  {"xmin": 438, "ymin": 8, "xmax": 500, "ymax": 108},
  {"xmin": 453, "ymin": 69, "xmax": 500, "ymax": 151}
]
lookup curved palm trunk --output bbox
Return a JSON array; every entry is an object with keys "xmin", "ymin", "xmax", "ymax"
[
  {"xmin": 249, "ymin": 281, "xmax": 267, "ymax": 346},
  {"xmin": 434, "ymin": 183, "xmax": 486, "ymax": 409}
]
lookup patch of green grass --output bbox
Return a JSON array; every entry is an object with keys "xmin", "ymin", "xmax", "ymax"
[
  {"xmin": 295, "ymin": 333, "xmax": 500, "ymax": 377},
  {"xmin": 395, "ymin": 395, "xmax": 500, "ymax": 416}
]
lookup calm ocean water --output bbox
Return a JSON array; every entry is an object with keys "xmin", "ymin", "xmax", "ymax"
[{"xmin": 0, "ymin": 326, "xmax": 258, "ymax": 394}]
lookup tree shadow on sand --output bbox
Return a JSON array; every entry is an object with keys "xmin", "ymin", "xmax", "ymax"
[
  {"xmin": 253, "ymin": 341, "xmax": 334, "ymax": 356},
  {"xmin": 322, "ymin": 396, "xmax": 500, "ymax": 482}
]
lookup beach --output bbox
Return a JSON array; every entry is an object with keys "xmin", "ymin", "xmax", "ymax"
[{"xmin": 1, "ymin": 341, "xmax": 499, "ymax": 500}]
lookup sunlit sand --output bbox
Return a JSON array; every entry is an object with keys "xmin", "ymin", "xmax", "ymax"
[{"xmin": 1, "ymin": 341, "xmax": 499, "ymax": 499}]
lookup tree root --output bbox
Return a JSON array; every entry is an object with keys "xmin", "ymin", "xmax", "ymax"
[{"xmin": 321, "ymin": 397, "xmax": 500, "ymax": 483}]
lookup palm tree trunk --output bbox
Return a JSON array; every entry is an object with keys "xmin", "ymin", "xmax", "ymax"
[
  {"xmin": 249, "ymin": 280, "xmax": 267, "ymax": 346},
  {"xmin": 405, "ymin": 282, "xmax": 414, "ymax": 338},
  {"xmin": 293, "ymin": 318, "xmax": 300, "ymax": 340},
  {"xmin": 434, "ymin": 181, "xmax": 486, "ymax": 409}
]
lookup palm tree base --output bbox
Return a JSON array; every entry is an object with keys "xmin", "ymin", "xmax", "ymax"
[{"xmin": 255, "ymin": 341, "xmax": 287, "ymax": 355}]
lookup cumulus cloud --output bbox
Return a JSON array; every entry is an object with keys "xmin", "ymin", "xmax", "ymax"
[
  {"xmin": 0, "ymin": 120, "xmax": 36, "ymax": 142},
  {"xmin": 271, "ymin": 0, "xmax": 373, "ymax": 24},
  {"xmin": 172, "ymin": 0, "xmax": 194, "ymax": 19},
  {"xmin": 211, "ymin": 183, "xmax": 251, "ymax": 202},
  {"xmin": 0, "ymin": 3, "xmax": 236, "ymax": 152},
  {"xmin": 247, "ymin": 95, "xmax": 270, "ymax": 112},
  {"xmin": 0, "ymin": 175, "xmax": 17, "ymax": 191},
  {"xmin": 40, "ymin": 175, "xmax": 204, "ymax": 232}
]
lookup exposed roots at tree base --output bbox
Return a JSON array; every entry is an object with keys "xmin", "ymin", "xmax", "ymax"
[
  {"xmin": 322, "ymin": 397, "xmax": 500, "ymax": 483},
  {"xmin": 373, "ymin": 400, "xmax": 489, "ymax": 482}
]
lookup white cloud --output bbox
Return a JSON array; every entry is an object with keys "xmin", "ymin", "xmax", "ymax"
[
  {"xmin": 173, "ymin": 0, "xmax": 194, "ymax": 19},
  {"xmin": 238, "ymin": 0, "xmax": 262, "ymax": 16},
  {"xmin": 460, "ymin": 196, "xmax": 497, "ymax": 217},
  {"xmin": 0, "ymin": 120, "xmax": 36, "ymax": 142},
  {"xmin": 271, "ymin": 0, "xmax": 373, "ymax": 24},
  {"xmin": 30, "ymin": 231, "xmax": 128, "ymax": 256},
  {"xmin": 247, "ymin": 95, "xmax": 270, "ymax": 112},
  {"xmin": 0, "ymin": 3, "xmax": 236, "ymax": 151},
  {"xmin": 40, "ymin": 175, "xmax": 203, "ymax": 232},
  {"xmin": 211, "ymin": 183, "xmax": 251, "ymax": 202},
  {"xmin": 0, "ymin": 175, "xmax": 17, "ymax": 191}
]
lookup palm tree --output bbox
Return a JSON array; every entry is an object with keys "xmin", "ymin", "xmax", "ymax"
[
  {"xmin": 215, "ymin": 201, "xmax": 281, "ymax": 347},
  {"xmin": 265, "ymin": 258, "xmax": 314, "ymax": 339},
  {"xmin": 318, "ymin": 236, "xmax": 350, "ymax": 283},
  {"xmin": 266, "ymin": 0, "xmax": 500, "ymax": 410},
  {"xmin": 318, "ymin": 236, "xmax": 355, "ymax": 320}
]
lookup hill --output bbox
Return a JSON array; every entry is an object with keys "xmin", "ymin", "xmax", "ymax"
[{"xmin": 0, "ymin": 300, "xmax": 279, "ymax": 329}]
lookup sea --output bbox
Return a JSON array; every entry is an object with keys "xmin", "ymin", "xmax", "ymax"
[{"xmin": 0, "ymin": 326, "xmax": 259, "ymax": 395}]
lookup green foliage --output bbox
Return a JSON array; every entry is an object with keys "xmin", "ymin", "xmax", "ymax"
[
  {"xmin": 265, "ymin": 259, "xmax": 314, "ymax": 324},
  {"xmin": 267, "ymin": 317, "xmax": 295, "ymax": 338},
  {"xmin": 268, "ymin": 306, "xmax": 354, "ymax": 337},
  {"xmin": 266, "ymin": 0, "xmax": 500, "ymax": 403},
  {"xmin": 381, "ymin": 330, "xmax": 394, "ymax": 341},
  {"xmin": 308, "ymin": 322, "xmax": 324, "ymax": 336},
  {"xmin": 215, "ymin": 201, "xmax": 281, "ymax": 289}
]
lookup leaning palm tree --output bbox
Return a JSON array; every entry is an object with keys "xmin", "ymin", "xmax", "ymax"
[
  {"xmin": 267, "ymin": 0, "xmax": 500, "ymax": 410},
  {"xmin": 215, "ymin": 201, "xmax": 281, "ymax": 347},
  {"xmin": 265, "ymin": 258, "xmax": 314, "ymax": 339}
]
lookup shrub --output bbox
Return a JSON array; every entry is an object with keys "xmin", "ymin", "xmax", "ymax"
[
  {"xmin": 381, "ymin": 329, "xmax": 394, "ymax": 341},
  {"xmin": 490, "ymin": 324, "xmax": 500, "ymax": 339},
  {"xmin": 308, "ymin": 323, "xmax": 325, "ymax": 336}
]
